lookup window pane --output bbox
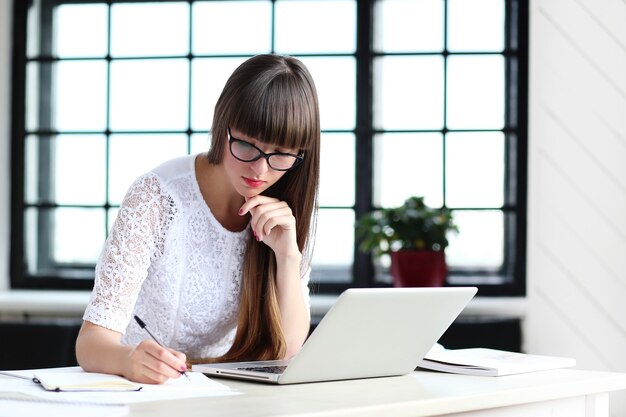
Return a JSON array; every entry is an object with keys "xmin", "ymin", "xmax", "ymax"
[
  {"xmin": 447, "ymin": 0, "xmax": 504, "ymax": 52},
  {"xmin": 446, "ymin": 210, "xmax": 504, "ymax": 269},
  {"xmin": 191, "ymin": 57, "xmax": 247, "ymax": 131},
  {"xmin": 25, "ymin": 62, "xmax": 40, "ymax": 131},
  {"xmin": 192, "ymin": 1, "xmax": 272, "ymax": 55},
  {"xmin": 373, "ymin": 132, "xmax": 443, "ymax": 208},
  {"xmin": 55, "ymin": 135, "xmax": 107, "ymax": 206},
  {"xmin": 311, "ymin": 208, "xmax": 354, "ymax": 283},
  {"xmin": 25, "ymin": 207, "xmax": 106, "ymax": 272},
  {"xmin": 55, "ymin": 4, "xmax": 108, "ymax": 58},
  {"xmin": 446, "ymin": 55, "xmax": 504, "ymax": 129},
  {"xmin": 26, "ymin": 136, "xmax": 107, "ymax": 206},
  {"xmin": 319, "ymin": 133, "xmax": 355, "ymax": 207},
  {"xmin": 55, "ymin": 60, "xmax": 108, "ymax": 131},
  {"xmin": 190, "ymin": 132, "xmax": 211, "ymax": 155},
  {"xmin": 374, "ymin": 56, "xmax": 444, "ymax": 130},
  {"xmin": 24, "ymin": 208, "xmax": 38, "ymax": 275},
  {"xmin": 24, "ymin": 136, "xmax": 39, "ymax": 204},
  {"xmin": 374, "ymin": 0, "xmax": 444, "ymax": 53},
  {"xmin": 27, "ymin": 61, "xmax": 108, "ymax": 132},
  {"xmin": 25, "ymin": 135, "xmax": 55, "ymax": 205},
  {"xmin": 110, "ymin": 2, "xmax": 189, "ymax": 57},
  {"xmin": 275, "ymin": 0, "xmax": 356, "ymax": 54},
  {"xmin": 299, "ymin": 57, "xmax": 356, "ymax": 130},
  {"xmin": 108, "ymin": 134, "xmax": 187, "ymax": 205},
  {"xmin": 445, "ymin": 132, "xmax": 504, "ymax": 208},
  {"xmin": 26, "ymin": 0, "xmax": 41, "ymax": 58},
  {"xmin": 54, "ymin": 208, "xmax": 106, "ymax": 264},
  {"xmin": 110, "ymin": 59, "xmax": 189, "ymax": 131}
]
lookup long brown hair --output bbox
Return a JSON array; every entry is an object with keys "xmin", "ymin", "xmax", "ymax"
[{"xmin": 205, "ymin": 55, "xmax": 320, "ymax": 362}]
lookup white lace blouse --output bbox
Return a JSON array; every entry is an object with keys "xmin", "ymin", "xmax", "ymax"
[{"xmin": 83, "ymin": 154, "xmax": 311, "ymax": 359}]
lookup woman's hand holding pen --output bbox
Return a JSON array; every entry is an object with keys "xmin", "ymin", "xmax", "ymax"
[
  {"xmin": 76, "ymin": 320, "xmax": 188, "ymax": 385},
  {"xmin": 239, "ymin": 195, "xmax": 300, "ymax": 258},
  {"xmin": 125, "ymin": 340, "xmax": 188, "ymax": 384}
]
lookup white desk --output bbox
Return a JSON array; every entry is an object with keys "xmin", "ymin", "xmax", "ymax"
[{"xmin": 128, "ymin": 369, "xmax": 626, "ymax": 417}]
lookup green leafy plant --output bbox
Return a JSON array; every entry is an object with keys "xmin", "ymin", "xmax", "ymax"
[{"xmin": 355, "ymin": 196, "xmax": 458, "ymax": 256}]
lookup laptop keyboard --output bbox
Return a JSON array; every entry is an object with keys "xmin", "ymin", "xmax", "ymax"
[{"xmin": 238, "ymin": 365, "xmax": 288, "ymax": 374}]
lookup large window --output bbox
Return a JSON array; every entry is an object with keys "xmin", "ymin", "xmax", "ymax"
[{"xmin": 11, "ymin": 0, "xmax": 527, "ymax": 295}]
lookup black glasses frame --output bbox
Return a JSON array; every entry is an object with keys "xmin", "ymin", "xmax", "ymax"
[{"xmin": 227, "ymin": 128, "xmax": 304, "ymax": 171}]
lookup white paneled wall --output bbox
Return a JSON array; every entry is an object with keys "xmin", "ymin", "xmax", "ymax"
[{"xmin": 526, "ymin": 0, "xmax": 626, "ymax": 415}]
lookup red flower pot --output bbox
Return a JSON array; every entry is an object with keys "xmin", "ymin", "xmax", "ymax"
[{"xmin": 389, "ymin": 251, "xmax": 447, "ymax": 287}]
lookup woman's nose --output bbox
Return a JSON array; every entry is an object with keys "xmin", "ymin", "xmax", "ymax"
[{"xmin": 250, "ymin": 157, "xmax": 270, "ymax": 175}]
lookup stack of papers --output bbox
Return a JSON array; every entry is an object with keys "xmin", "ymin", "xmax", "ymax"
[{"xmin": 418, "ymin": 347, "xmax": 576, "ymax": 376}]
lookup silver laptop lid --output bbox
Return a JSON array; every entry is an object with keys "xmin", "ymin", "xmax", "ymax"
[{"xmin": 280, "ymin": 287, "xmax": 476, "ymax": 384}]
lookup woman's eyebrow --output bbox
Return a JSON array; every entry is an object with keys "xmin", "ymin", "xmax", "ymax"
[
  {"xmin": 255, "ymin": 139, "xmax": 296, "ymax": 154},
  {"xmin": 232, "ymin": 130, "xmax": 296, "ymax": 153}
]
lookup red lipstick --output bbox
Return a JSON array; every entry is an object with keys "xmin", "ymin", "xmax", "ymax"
[{"xmin": 243, "ymin": 177, "xmax": 265, "ymax": 188}]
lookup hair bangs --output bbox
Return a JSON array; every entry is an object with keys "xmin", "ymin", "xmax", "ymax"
[{"xmin": 230, "ymin": 72, "xmax": 317, "ymax": 152}]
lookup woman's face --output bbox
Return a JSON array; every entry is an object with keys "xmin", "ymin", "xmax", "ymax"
[{"xmin": 222, "ymin": 128, "xmax": 298, "ymax": 199}]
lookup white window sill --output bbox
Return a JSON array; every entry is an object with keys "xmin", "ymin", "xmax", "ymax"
[
  {"xmin": 0, "ymin": 290, "xmax": 90, "ymax": 319},
  {"xmin": 0, "ymin": 290, "xmax": 527, "ymax": 321}
]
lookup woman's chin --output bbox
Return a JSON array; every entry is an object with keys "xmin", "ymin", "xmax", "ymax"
[{"xmin": 239, "ymin": 188, "xmax": 263, "ymax": 199}]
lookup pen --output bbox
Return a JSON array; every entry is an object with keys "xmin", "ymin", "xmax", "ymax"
[{"xmin": 133, "ymin": 315, "xmax": 190, "ymax": 381}]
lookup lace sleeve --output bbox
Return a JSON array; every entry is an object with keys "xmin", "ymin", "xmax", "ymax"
[{"xmin": 83, "ymin": 174, "xmax": 176, "ymax": 333}]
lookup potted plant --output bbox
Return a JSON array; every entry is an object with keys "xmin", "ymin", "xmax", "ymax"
[{"xmin": 355, "ymin": 196, "xmax": 458, "ymax": 287}]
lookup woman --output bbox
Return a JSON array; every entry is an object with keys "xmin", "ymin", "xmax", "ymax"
[{"xmin": 75, "ymin": 54, "xmax": 320, "ymax": 384}]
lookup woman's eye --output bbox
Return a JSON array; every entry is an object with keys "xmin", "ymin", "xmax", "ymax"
[{"xmin": 237, "ymin": 141, "xmax": 254, "ymax": 149}]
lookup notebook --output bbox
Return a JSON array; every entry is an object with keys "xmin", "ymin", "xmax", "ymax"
[
  {"xmin": 418, "ymin": 347, "xmax": 576, "ymax": 376},
  {"xmin": 192, "ymin": 287, "xmax": 477, "ymax": 384},
  {"xmin": 32, "ymin": 371, "xmax": 141, "ymax": 392}
]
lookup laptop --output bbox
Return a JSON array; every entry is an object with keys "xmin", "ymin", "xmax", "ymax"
[{"xmin": 192, "ymin": 287, "xmax": 477, "ymax": 384}]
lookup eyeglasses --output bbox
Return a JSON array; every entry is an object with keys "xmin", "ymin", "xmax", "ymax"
[{"xmin": 227, "ymin": 128, "xmax": 304, "ymax": 171}]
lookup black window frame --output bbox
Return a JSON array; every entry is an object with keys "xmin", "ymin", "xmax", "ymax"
[{"xmin": 10, "ymin": 0, "xmax": 528, "ymax": 296}]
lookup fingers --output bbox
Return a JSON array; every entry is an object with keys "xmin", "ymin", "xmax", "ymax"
[
  {"xmin": 239, "ymin": 197, "xmax": 300, "ymax": 257},
  {"xmin": 243, "ymin": 200, "xmax": 295, "ymax": 241},
  {"xmin": 169, "ymin": 348, "xmax": 187, "ymax": 363},
  {"xmin": 238, "ymin": 195, "xmax": 272, "ymax": 217},
  {"xmin": 129, "ymin": 340, "xmax": 187, "ymax": 384}
]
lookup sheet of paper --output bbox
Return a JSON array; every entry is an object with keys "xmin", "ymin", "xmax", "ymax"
[
  {"xmin": 0, "ymin": 367, "xmax": 239, "ymax": 405},
  {"xmin": 0, "ymin": 400, "xmax": 129, "ymax": 417}
]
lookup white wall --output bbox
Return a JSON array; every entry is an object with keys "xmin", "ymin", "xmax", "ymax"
[
  {"xmin": 526, "ymin": 0, "xmax": 626, "ymax": 416},
  {"xmin": 0, "ymin": 0, "xmax": 12, "ymax": 291}
]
